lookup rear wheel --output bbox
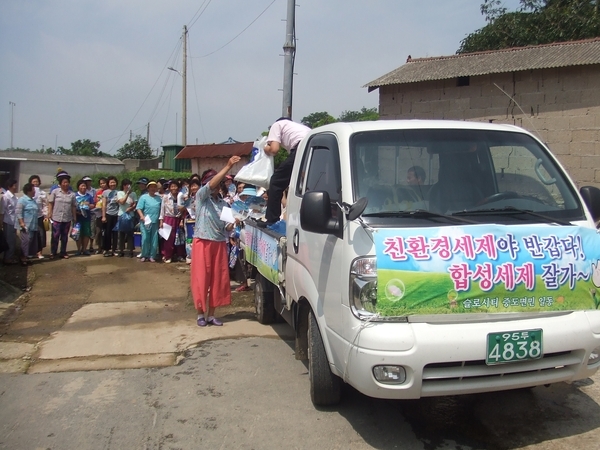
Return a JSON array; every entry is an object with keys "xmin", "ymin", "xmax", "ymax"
[
  {"xmin": 308, "ymin": 311, "xmax": 341, "ymax": 406},
  {"xmin": 254, "ymin": 272, "xmax": 276, "ymax": 324}
]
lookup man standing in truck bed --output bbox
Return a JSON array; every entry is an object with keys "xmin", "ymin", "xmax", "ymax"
[{"xmin": 261, "ymin": 117, "xmax": 310, "ymax": 227}]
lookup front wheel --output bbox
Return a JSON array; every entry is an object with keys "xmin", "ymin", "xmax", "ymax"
[{"xmin": 308, "ymin": 311, "xmax": 341, "ymax": 406}]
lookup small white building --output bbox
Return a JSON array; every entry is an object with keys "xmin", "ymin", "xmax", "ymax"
[{"xmin": 0, "ymin": 151, "xmax": 124, "ymax": 189}]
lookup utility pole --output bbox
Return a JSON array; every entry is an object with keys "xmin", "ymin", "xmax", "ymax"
[
  {"xmin": 182, "ymin": 25, "xmax": 188, "ymax": 147},
  {"xmin": 167, "ymin": 25, "xmax": 188, "ymax": 147},
  {"xmin": 281, "ymin": 0, "xmax": 296, "ymax": 119},
  {"xmin": 9, "ymin": 101, "xmax": 15, "ymax": 149},
  {"xmin": 147, "ymin": 123, "xmax": 150, "ymax": 147}
]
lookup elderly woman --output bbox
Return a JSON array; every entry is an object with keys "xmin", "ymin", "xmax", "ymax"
[
  {"xmin": 182, "ymin": 178, "xmax": 200, "ymax": 264},
  {"xmin": 136, "ymin": 181, "xmax": 161, "ymax": 262},
  {"xmin": 159, "ymin": 180, "xmax": 185, "ymax": 263},
  {"xmin": 48, "ymin": 171, "xmax": 77, "ymax": 259},
  {"xmin": 74, "ymin": 179, "xmax": 94, "ymax": 256},
  {"xmin": 29, "ymin": 175, "xmax": 48, "ymax": 259},
  {"xmin": 191, "ymin": 156, "xmax": 241, "ymax": 327},
  {"xmin": 117, "ymin": 178, "xmax": 137, "ymax": 257},
  {"xmin": 101, "ymin": 176, "xmax": 119, "ymax": 257},
  {"xmin": 16, "ymin": 183, "xmax": 40, "ymax": 265}
]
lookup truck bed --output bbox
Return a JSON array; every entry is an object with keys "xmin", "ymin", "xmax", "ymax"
[{"xmin": 240, "ymin": 220, "xmax": 286, "ymax": 288}]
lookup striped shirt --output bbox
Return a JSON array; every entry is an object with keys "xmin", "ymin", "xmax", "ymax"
[{"xmin": 48, "ymin": 189, "xmax": 77, "ymax": 223}]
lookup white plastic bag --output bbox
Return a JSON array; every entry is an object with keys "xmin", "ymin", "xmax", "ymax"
[{"xmin": 234, "ymin": 137, "xmax": 274, "ymax": 189}]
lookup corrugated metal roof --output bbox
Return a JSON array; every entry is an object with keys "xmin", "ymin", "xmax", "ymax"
[
  {"xmin": 176, "ymin": 142, "xmax": 253, "ymax": 159},
  {"xmin": 0, "ymin": 150, "xmax": 123, "ymax": 164},
  {"xmin": 365, "ymin": 38, "xmax": 600, "ymax": 90}
]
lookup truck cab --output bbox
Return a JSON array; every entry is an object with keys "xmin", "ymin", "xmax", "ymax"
[{"xmin": 244, "ymin": 120, "xmax": 600, "ymax": 406}]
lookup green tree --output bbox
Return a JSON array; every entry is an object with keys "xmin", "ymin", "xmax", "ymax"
[
  {"xmin": 36, "ymin": 147, "xmax": 57, "ymax": 154},
  {"xmin": 338, "ymin": 107, "xmax": 379, "ymax": 122},
  {"xmin": 116, "ymin": 135, "xmax": 154, "ymax": 160},
  {"xmin": 70, "ymin": 139, "xmax": 103, "ymax": 156},
  {"xmin": 459, "ymin": 0, "xmax": 600, "ymax": 53},
  {"xmin": 301, "ymin": 111, "xmax": 336, "ymax": 128}
]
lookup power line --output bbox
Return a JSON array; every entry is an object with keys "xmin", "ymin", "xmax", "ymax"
[
  {"xmin": 187, "ymin": 39, "xmax": 207, "ymax": 143},
  {"xmin": 107, "ymin": 36, "xmax": 183, "ymax": 153},
  {"xmin": 147, "ymin": 42, "xmax": 183, "ymax": 123},
  {"xmin": 194, "ymin": 0, "xmax": 279, "ymax": 58},
  {"xmin": 187, "ymin": 0, "xmax": 212, "ymax": 30}
]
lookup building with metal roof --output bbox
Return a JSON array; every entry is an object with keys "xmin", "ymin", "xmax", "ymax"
[
  {"xmin": 0, "ymin": 151, "xmax": 124, "ymax": 189},
  {"xmin": 365, "ymin": 38, "xmax": 600, "ymax": 188},
  {"xmin": 366, "ymin": 38, "xmax": 600, "ymax": 89}
]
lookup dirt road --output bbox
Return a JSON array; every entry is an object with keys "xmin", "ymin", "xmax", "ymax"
[{"xmin": 0, "ymin": 251, "xmax": 289, "ymax": 374}]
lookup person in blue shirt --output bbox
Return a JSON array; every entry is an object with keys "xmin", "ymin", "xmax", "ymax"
[
  {"xmin": 15, "ymin": 183, "xmax": 39, "ymax": 265},
  {"xmin": 136, "ymin": 181, "xmax": 162, "ymax": 262},
  {"xmin": 74, "ymin": 179, "xmax": 94, "ymax": 256}
]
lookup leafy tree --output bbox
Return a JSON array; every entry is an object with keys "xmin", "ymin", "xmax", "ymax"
[
  {"xmin": 338, "ymin": 107, "xmax": 379, "ymax": 122},
  {"xmin": 36, "ymin": 147, "xmax": 57, "ymax": 154},
  {"xmin": 69, "ymin": 139, "xmax": 102, "ymax": 156},
  {"xmin": 301, "ymin": 111, "xmax": 336, "ymax": 128},
  {"xmin": 116, "ymin": 135, "xmax": 154, "ymax": 160},
  {"xmin": 459, "ymin": 0, "xmax": 600, "ymax": 53}
]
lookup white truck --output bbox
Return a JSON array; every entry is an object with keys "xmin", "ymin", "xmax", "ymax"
[{"xmin": 240, "ymin": 120, "xmax": 600, "ymax": 406}]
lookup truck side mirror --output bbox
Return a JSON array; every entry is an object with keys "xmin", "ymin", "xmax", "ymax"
[
  {"xmin": 580, "ymin": 186, "xmax": 600, "ymax": 222},
  {"xmin": 300, "ymin": 191, "xmax": 341, "ymax": 234}
]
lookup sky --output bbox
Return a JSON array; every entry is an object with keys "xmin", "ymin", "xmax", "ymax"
[{"xmin": 0, "ymin": 0, "xmax": 522, "ymax": 154}]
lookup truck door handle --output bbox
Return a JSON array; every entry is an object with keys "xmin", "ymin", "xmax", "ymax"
[{"xmin": 293, "ymin": 229, "xmax": 299, "ymax": 254}]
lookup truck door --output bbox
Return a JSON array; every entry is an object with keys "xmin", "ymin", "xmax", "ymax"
[{"xmin": 288, "ymin": 133, "xmax": 344, "ymax": 333}]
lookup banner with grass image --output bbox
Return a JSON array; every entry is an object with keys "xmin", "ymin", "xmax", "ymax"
[{"xmin": 374, "ymin": 225, "xmax": 600, "ymax": 317}]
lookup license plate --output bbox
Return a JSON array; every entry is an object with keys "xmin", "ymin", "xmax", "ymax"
[{"xmin": 486, "ymin": 329, "xmax": 543, "ymax": 365}]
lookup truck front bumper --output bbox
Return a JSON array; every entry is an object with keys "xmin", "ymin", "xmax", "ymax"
[{"xmin": 327, "ymin": 310, "xmax": 600, "ymax": 399}]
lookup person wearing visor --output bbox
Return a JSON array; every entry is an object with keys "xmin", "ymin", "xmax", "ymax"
[
  {"xmin": 136, "ymin": 181, "xmax": 162, "ymax": 262},
  {"xmin": 191, "ymin": 155, "xmax": 241, "ymax": 327}
]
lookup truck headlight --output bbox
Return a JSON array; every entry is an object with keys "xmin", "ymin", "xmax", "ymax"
[
  {"xmin": 588, "ymin": 346, "xmax": 600, "ymax": 366},
  {"xmin": 373, "ymin": 365, "xmax": 406, "ymax": 384},
  {"xmin": 350, "ymin": 257, "xmax": 377, "ymax": 317}
]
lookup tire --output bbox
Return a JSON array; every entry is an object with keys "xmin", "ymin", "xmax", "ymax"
[
  {"xmin": 254, "ymin": 272, "xmax": 276, "ymax": 324},
  {"xmin": 308, "ymin": 311, "xmax": 341, "ymax": 406}
]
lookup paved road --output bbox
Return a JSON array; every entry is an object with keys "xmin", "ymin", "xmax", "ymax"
[
  {"xmin": 2, "ymin": 254, "xmax": 600, "ymax": 449},
  {"xmin": 1, "ymin": 337, "xmax": 600, "ymax": 449}
]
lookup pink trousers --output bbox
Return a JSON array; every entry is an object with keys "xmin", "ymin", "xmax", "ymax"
[{"xmin": 190, "ymin": 238, "xmax": 231, "ymax": 312}]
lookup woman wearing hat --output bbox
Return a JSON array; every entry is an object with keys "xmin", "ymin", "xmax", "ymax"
[
  {"xmin": 136, "ymin": 181, "xmax": 162, "ymax": 262},
  {"xmin": 47, "ymin": 171, "xmax": 77, "ymax": 258},
  {"xmin": 192, "ymin": 155, "xmax": 241, "ymax": 327},
  {"xmin": 159, "ymin": 180, "xmax": 185, "ymax": 263}
]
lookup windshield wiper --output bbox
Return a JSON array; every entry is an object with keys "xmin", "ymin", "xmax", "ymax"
[
  {"xmin": 453, "ymin": 206, "xmax": 572, "ymax": 225},
  {"xmin": 363, "ymin": 209, "xmax": 478, "ymax": 224}
]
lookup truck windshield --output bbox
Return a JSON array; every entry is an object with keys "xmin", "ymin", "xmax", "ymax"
[{"xmin": 350, "ymin": 128, "xmax": 585, "ymax": 223}]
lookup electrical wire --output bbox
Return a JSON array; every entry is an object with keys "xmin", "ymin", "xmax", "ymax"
[
  {"xmin": 194, "ymin": 0, "xmax": 279, "ymax": 58},
  {"xmin": 107, "ymin": 36, "xmax": 184, "ymax": 153},
  {"xmin": 187, "ymin": 39, "xmax": 207, "ymax": 143},
  {"xmin": 147, "ymin": 42, "xmax": 182, "ymax": 123},
  {"xmin": 187, "ymin": 0, "xmax": 212, "ymax": 30},
  {"xmin": 160, "ymin": 75, "xmax": 178, "ymax": 146}
]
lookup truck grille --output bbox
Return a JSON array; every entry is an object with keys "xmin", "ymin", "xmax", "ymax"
[{"xmin": 421, "ymin": 350, "xmax": 583, "ymax": 396}]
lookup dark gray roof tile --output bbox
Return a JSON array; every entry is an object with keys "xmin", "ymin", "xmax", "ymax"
[{"xmin": 365, "ymin": 38, "xmax": 600, "ymax": 90}]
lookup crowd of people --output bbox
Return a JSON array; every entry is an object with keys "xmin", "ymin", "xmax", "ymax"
[
  {"xmin": 0, "ymin": 158, "xmax": 259, "ymax": 327},
  {"xmin": 0, "ymin": 117, "xmax": 309, "ymax": 327}
]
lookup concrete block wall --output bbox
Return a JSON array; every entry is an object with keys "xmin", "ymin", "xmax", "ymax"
[{"xmin": 378, "ymin": 65, "xmax": 600, "ymax": 188}]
